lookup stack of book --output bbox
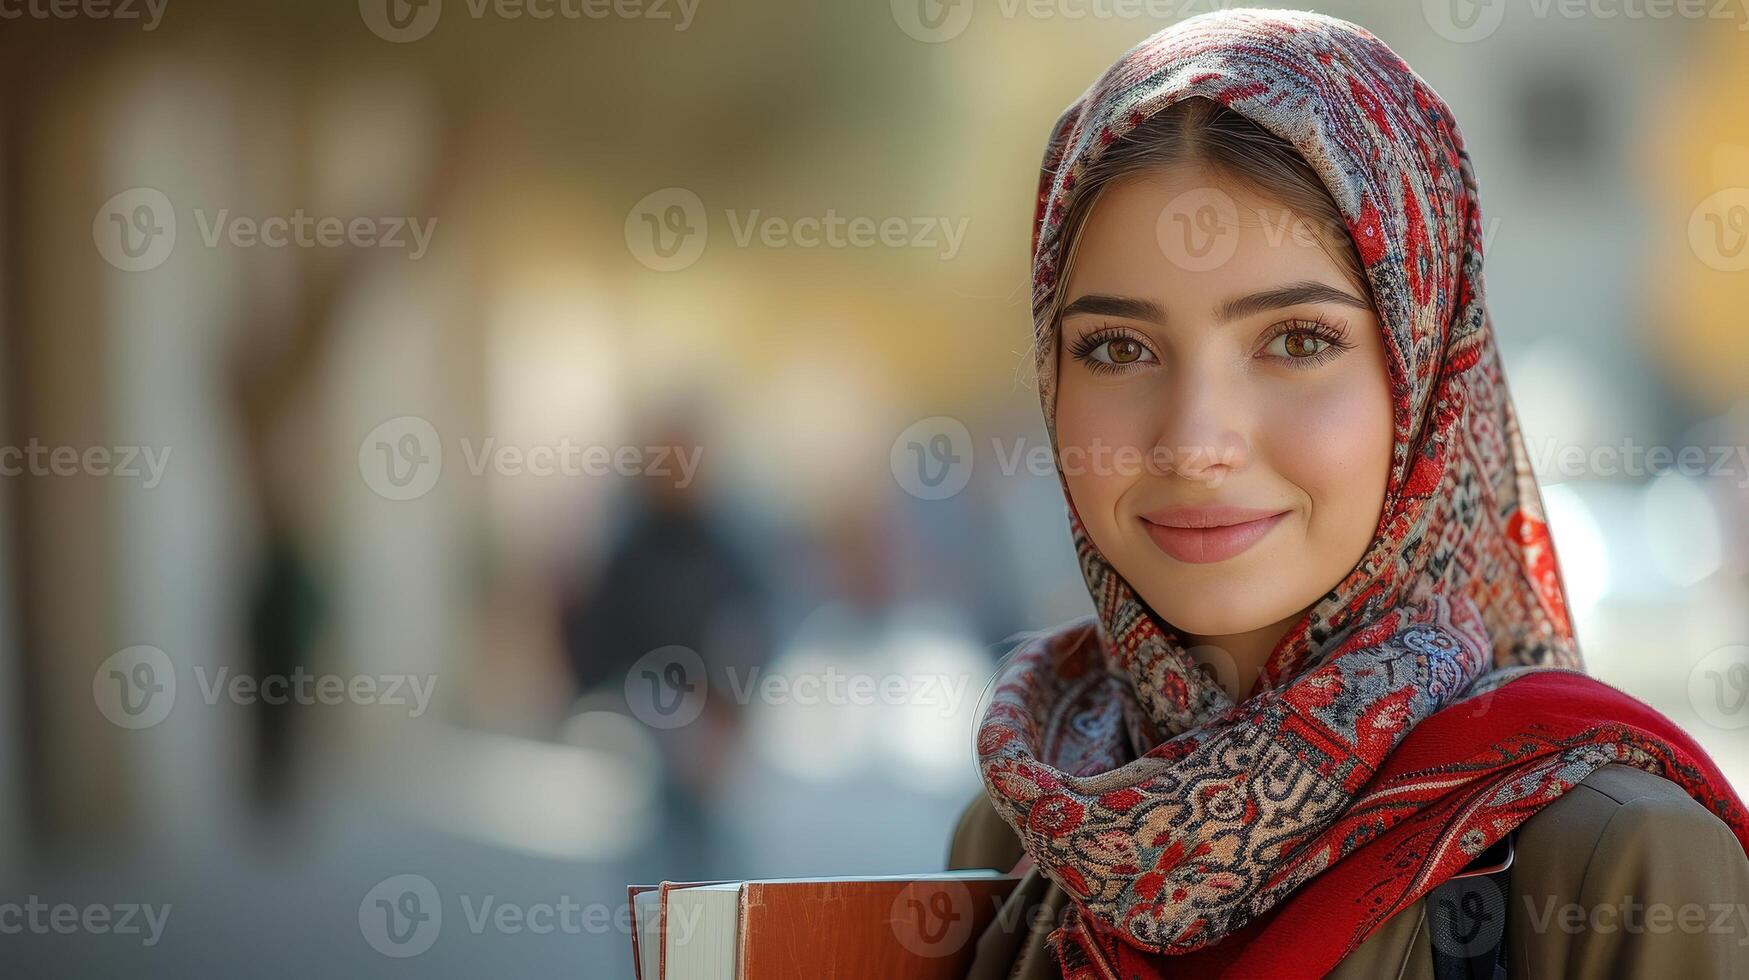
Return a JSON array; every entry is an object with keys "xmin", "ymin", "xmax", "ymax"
[{"xmin": 627, "ymin": 870, "xmax": 1020, "ymax": 980}]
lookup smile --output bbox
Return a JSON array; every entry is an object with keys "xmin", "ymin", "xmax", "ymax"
[{"xmin": 1138, "ymin": 507, "xmax": 1289, "ymax": 564}]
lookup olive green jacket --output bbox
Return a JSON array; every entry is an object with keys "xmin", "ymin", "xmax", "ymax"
[{"xmin": 948, "ymin": 764, "xmax": 1749, "ymax": 979}]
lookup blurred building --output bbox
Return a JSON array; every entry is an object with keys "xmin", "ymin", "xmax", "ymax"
[{"xmin": 2, "ymin": 1, "xmax": 1746, "ymax": 975}]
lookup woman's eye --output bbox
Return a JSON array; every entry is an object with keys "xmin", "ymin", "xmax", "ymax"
[
  {"xmin": 1078, "ymin": 335, "xmax": 1157, "ymax": 368},
  {"xmin": 1260, "ymin": 322, "xmax": 1352, "ymax": 365},
  {"xmin": 1101, "ymin": 338, "xmax": 1148, "ymax": 364},
  {"xmin": 1272, "ymin": 331, "xmax": 1330, "ymax": 359}
]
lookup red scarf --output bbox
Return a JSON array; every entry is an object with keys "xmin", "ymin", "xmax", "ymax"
[
  {"xmin": 1047, "ymin": 668, "xmax": 1749, "ymax": 978},
  {"xmin": 976, "ymin": 10, "xmax": 1749, "ymax": 978}
]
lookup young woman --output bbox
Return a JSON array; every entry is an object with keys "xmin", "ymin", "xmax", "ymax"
[{"xmin": 949, "ymin": 10, "xmax": 1749, "ymax": 979}]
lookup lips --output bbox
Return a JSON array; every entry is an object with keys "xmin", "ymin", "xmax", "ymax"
[{"xmin": 1138, "ymin": 505, "xmax": 1290, "ymax": 564}]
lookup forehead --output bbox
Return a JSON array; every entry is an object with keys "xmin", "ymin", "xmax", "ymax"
[{"xmin": 1062, "ymin": 168, "xmax": 1351, "ymax": 308}]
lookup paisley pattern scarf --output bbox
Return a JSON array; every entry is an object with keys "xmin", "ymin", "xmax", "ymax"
[{"xmin": 975, "ymin": 9, "xmax": 1749, "ymax": 978}]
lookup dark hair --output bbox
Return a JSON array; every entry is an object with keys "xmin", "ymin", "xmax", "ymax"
[{"xmin": 1046, "ymin": 97, "xmax": 1368, "ymax": 331}]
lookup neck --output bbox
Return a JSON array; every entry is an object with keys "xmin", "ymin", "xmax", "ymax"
[{"xmin": 1184, "ymin": 612, "xmax": 1303, "ymax": 703}]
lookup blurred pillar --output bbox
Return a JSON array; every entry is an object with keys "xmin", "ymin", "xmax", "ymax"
[{"xmin": 1, "ymin": 43, "xmax": 131, "ymax": 848}]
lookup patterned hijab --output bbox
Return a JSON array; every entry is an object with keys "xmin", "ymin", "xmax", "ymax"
[{"xmin": 976, "ymin": 9, "xmax": 1749, "ymax": 977}]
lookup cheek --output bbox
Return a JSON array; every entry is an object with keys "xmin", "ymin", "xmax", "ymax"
[
  {"xmin": 1261, "ymin": 374, "xmax": 1393, "ymax": 541},
  {"xmin": 1054, "ymin": 376, "xmax": 1154, "ymax": 523}
]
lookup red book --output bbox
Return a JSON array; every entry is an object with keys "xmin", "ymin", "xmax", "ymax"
[{"xmin": 631, "ymin": 871, "xmax": 1019, "ymax": 980}]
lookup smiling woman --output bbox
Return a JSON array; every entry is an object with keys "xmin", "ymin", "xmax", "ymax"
[
  {"xmin": 949, "ymin": 9, "xmax": 1749, "ymax": 980},
  {"xmin": 1050, "ymin": 103, "xmax": 1395, "ymax": 700}
]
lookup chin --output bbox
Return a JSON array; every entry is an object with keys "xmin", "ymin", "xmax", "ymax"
[{"xmin": 1134, "ymin": 579, "xmax": 1297, "ymax": 639}]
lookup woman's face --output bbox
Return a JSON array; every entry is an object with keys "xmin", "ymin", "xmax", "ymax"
[{"xmin": 1054, "ymin": 166, "xmax": 1393, "ymax": 640}]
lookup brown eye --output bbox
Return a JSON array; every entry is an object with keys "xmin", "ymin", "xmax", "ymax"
[
  {"xmin": 1260, "ymin": 320, "xmax": 1353, "ymax": 368},
  {"xmin": 1069, "ymin": 329, "xmax": 1159, "ymax": 373},
  {"xmin": 1281, "ymin": 332, "xmax": 1329, "ymax": 358}
]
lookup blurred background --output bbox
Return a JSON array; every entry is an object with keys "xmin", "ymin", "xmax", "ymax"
[{"xmin": 3, "ymin": 0, "xmax": 1749, "ymax": 975}]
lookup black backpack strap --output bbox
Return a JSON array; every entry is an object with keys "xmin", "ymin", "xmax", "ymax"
[{"xmin": 1427, "ymin": 832, "xmax": 1514, "ymax": 980}]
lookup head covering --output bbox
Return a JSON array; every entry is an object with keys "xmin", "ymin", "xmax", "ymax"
[{"xmin": 976, "ymin": 10, "xmax": 1749, "ymax": 978}]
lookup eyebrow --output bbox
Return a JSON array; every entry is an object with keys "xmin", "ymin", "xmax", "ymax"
[{"xmin": 1058, "ymin": 280, "xmax": 1371, "ymax": 326}]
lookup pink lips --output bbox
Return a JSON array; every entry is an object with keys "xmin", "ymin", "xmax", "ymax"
[{"xmin": 1139, "ymin": 505, "xmax": 1290, "ymax": 564}]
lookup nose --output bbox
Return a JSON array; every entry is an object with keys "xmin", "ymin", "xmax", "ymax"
[{"xmin": 1152, "ymin": 369, "xmax": 1249, "ymax": 486}]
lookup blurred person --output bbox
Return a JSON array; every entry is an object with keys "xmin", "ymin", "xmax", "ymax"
[
  {"xmin": 560, "ymin": 401, "xmax": 771, "ymax": 879},
  {"xmin": 948, "ymin": 11, "xmax": 1749, "ymax": 979},
  {"xmin": 891, "ymin": 464, "xmax": 1035, "ymax": 651}
]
